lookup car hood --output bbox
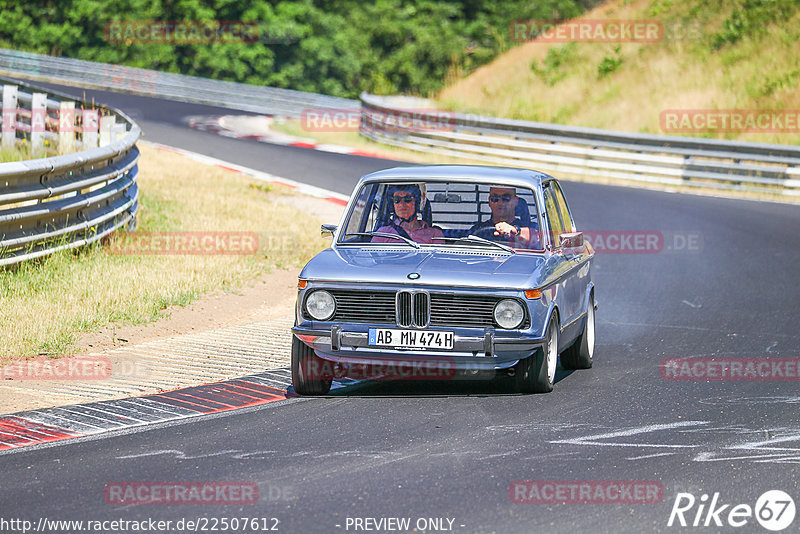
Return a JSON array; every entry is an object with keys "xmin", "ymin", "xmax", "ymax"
[{"xmin": 299, "ymin": 246, "xmax": 548, "ymax": 289}]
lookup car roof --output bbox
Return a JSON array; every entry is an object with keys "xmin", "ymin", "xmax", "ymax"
[{"xmin": 357, "ymin": 165, "xmax": 553, "ymax": 189}]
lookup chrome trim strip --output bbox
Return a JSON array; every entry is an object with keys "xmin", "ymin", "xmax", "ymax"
[{"xmin": 562, "ymin": 310, "xmax": 588, "ymax": 331}]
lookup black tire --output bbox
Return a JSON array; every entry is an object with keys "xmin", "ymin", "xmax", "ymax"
[
  {"xmin": 512, "ymin": 316, "xmax": 558, "ymax": 393},
  {"xmin": 561, "ymin": 294, "xmax": 595, "ymax": 370},
  {"xmin": 291, "ymin": 335, "xmax": 332, "ymax": 395}
]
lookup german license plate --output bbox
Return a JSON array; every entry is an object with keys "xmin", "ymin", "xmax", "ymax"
[{"xmin": 368, "ymin": 328, "xmax": 454, "ymax": 350}]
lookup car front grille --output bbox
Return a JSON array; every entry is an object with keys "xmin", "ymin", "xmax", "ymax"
[
  {"xmin": 414, "ymin": 292, "xmax": 430, "ymax": 327},
  {"xmin": 396, "ymin": 291, "xmax": 413, "ymax": 327},
  {"xmin": 428, "ymin": 294, "xmax": 499, "ymax": 328},
  {"xmin": 394, "ymin": 291, "xmax": 430, "ymax": 328},
  {"xmin": 325, "ymin": 290, "xmax": 396, "ymax": 323},
  {"xmin": 312, "ymin": 289, "xmax": 528, "ymax": 329}
]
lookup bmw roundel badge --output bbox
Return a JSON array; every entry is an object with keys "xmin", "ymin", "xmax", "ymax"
[{"xmin": 407, "ymin": 272, "xmax": 420, "ymax": 280}]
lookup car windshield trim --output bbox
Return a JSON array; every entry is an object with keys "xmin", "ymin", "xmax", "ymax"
[
  {"xmin": 343, "ymin": 231, "xmax": 421, "ymax": 249},
  {"xmin": 434, "ymin": 234, "xmax": 517, "ymax": 254}
]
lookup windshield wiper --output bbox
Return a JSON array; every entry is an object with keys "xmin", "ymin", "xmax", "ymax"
[
  {"xmin": 345, "ymin": 232, "xmax": 420, "ymax": 249},
  {"xmin": 451, "ymin": 234, "xmax": 515, "ymax": 253}
]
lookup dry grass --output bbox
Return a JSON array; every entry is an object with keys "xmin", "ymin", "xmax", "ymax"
[
  {"xmin": 0, "ymin": 143, "xmax": 327, "ymax": 363},
  {"xmin": 437, "ymin": 0, "xmax": 800, "ymax": 145},
  {"xmin": 0, "ymin": 141, "xmax": 58, "ymax": 162}
]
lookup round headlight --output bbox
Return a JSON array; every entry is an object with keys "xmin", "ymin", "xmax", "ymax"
[
  {"xmin": 306, "ymin": 290, "xmax": 336, "ymax": 321},
  {"xmin": 494, "ymin": 299, "xmax": 524, "ymax": 329}
]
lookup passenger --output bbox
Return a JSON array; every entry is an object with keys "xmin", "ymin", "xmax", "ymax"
[
  {"xmin": 372, "ymin": 184, "xmax": 444, "ymax": 244},
  {"xmin": 468, "ymin": 186, "xmax": 532, "ymax": 246}
]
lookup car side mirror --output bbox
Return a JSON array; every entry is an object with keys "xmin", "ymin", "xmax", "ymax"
[
  {"xmin": 321, "ymin": 224, "xmax": 337, "ymax": 237},
  {"xmin": 559, "ymin": 231, "xmax": 584, "ymax": 249}
]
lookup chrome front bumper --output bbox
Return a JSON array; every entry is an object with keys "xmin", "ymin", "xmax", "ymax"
[{"xmin": 291, "ymin": 325, "xmax": 546, "ymax": 370}]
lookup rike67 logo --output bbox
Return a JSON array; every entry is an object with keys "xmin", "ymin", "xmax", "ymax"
[{"xmin": 668, "ymin": 490, "xmax": 796, "ymax": 531}]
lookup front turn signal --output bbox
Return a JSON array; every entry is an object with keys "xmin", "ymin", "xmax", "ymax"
[
  {"xmin": 298, "ymin": 279, "xmax": 308, "ymax": 289},
  {"xmin": 525, "ymin": 289, "xmax": 542, "ymax": 299}
]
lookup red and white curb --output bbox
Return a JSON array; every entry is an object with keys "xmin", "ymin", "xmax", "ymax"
[
  {"xmin": 187, "ymin": 114, "xmax": 390, "ymax": 160},
  {"xmin": 147, "ymin": 141, "xmax": 350, "ymax": 206},
  {"xmin": 0, "ymin": 369, "xmax": 357, "ymax": 452}
]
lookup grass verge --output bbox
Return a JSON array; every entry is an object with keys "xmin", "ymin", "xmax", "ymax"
[
  {"xmin": 0, "ymin": 141, "xmax": 59, "ymax": 162},
  {"xmin": 0, "ymin": 142, "xmax": 327, "ymax": 364}
]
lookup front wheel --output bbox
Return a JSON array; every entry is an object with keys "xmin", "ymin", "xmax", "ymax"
[
  {"xmin": 561, "ymin": 294, "xmax": 594, "ymax": 370},
  {"xmin": 291, "ymin": 335, "xmax": 332, "ymax": 395},
  {"xmin": 512, "ymin": 316, "xmax": 558, "ymax": 393}
]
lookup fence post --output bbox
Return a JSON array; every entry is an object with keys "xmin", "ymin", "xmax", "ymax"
[
  {"xmin": 112, "ymin": 122, "xmax": 126, "ymax": 142},
  {"xmin": 58, "ymin": 101, "xmax": 76, "ymax": 154},
  {"xmin": 100, "ymin": 115, "xmax": 115, "ymax": 146},
  {"xmin": 2, "ymin": 85, "xmax": 18, "ymax": 150},
  {"xmin": 30, "ymin": 93, "xmax": 47, "ymax": 152},
  {"xmin": 82, "ymin": 109, "xmax": 99, "ymax": 148}
]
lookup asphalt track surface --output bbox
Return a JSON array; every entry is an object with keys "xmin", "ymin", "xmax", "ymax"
[{"xmin": 2, "ymin": 81, "xmax": 800, "ymax": 533}]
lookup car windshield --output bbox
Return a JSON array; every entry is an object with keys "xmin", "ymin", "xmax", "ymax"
[{"xmin": 338, "ymin": 180, "xmax": 543, "ymax": 251}]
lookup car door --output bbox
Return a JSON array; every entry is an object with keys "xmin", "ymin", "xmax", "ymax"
[{"xmin": 542, "ymin": 181, "xmax": 587, "ymax": 334}]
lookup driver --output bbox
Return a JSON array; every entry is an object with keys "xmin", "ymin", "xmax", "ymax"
[
  {"xmin": 468, "ymin": 186, "xmax": 532, "ymax": 245},
  {"xmin": 372, "ymin": 184, "xmax": 444, "ymax": 244}
]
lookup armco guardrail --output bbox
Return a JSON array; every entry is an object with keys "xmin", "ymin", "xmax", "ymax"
[
  {"xmin": 0, "ymin": 48, "xmax": 356, "ymax": 117},
  {"xmin": 360, "ymin": 94, "xmax": 800, "ymax": 196},
  {"xmin": 0, "ymin": 76, "xmax": 139, "ymax": 266}
]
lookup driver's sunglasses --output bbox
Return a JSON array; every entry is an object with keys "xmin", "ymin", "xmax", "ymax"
[
  {"xmin": 489, "ymin": 194, "xmax": 513, "ymax": 203},
  {"xmin": 392, "ymin": 195, "xmax": 415, "ymax": 204}
]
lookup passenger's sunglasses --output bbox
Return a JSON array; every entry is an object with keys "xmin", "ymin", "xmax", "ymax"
[
  {"xmin": 392, "ymin": 195, "xmax": 415, "ymax": 204},
  {"xmin": 489, "ymin": 194, "xmax": 513, "ymax": 203}
]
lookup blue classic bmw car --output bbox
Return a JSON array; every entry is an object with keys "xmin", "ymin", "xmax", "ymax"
[{"xmin": 291, "ymin": 165, "xmax": 596, "ymax": 394}]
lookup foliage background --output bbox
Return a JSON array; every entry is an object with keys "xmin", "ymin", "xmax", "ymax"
[{"xmin": 0, "ymin": 0, "xmax": 598, "ymax": 97}]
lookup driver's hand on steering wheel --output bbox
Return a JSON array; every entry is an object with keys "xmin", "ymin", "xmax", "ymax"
[
  {"xmin": 494, "ymin": 222, "xmax": 530, "ymax": 245},
  {"xmin": 494, "ymin": 222, "xmax": 518, "ymax": 237}
]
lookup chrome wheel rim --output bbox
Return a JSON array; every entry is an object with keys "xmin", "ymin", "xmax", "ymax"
[
  {"xmin": 547, "ymin": 322, "xmax": 558, "ymax": 384},
  {"xmin": 586, "ymin": 302, "xmax": 595, "ymax": 358}
]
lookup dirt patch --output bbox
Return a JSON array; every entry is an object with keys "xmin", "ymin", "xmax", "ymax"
[{"xmin": 72, "ymin": 267, "xmax": 299, "ymax": 356}]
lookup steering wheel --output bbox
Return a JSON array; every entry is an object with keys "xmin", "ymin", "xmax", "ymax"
[{"xmin": 472, "ymin": 225, "xmax": 512, "ymax": 241}]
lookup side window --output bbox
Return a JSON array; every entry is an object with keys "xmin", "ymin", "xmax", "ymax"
[
  {"xmin": 542, "ymin": 183, "xmax": 565, "ymax": 248},
  {"xmin": 551, "ymin": 181, "xmax": 575, "ymax": 233},
  {"xmin": 340, "ymin": 184, "xmax": 377, "ymax": 241}
]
